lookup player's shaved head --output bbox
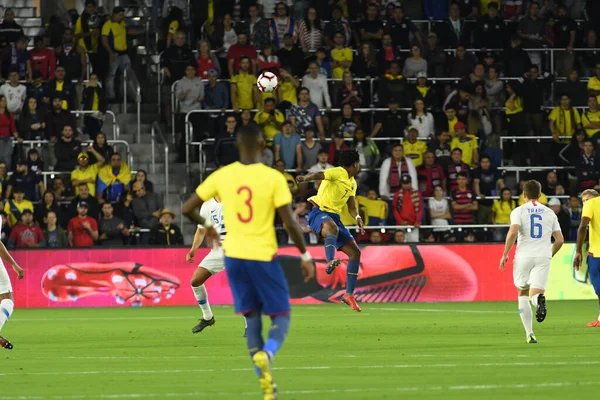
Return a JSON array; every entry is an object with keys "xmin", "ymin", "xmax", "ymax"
[
  {"xmin": 236, "ymin": 124, "xmax": 265, "ymax": 163},
  {"xmin": 523, "ymin": 180, "xmax": 542, "ymax": 201}
]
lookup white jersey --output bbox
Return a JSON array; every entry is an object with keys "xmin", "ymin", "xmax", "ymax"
[
  {"xmin": 0, "ymin": 83, "xmax": 26, "ymax": 114},
  {"xmin": 0, "ymin": 215, "xmax": 12, "ymax": 293},
  {"xmin": 199, "ymin": 198, "xmax": 226, "ymax": 239},
  {"xmin": 510, "ymin": 201, "xmax": 561, "ymax": 259}
]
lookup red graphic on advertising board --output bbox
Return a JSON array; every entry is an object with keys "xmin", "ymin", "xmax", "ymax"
[{"xmin": 8, "ymin": 245, "xmax": 516, "ymax": 309}]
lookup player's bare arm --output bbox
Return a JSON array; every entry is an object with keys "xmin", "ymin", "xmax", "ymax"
[
  {"xmin": 0, "ymin": 241, "xmax": 23, "ymax": 279},
  {"xmin": 187, "ymin": 226, "xmax": 207, "ymax": 263},
  {"xmin": 297, "ymin": 171, "xmax": 325, "ymax": 183},
  {"xmin": 574, "ymin": 216, "xmax": 590, "ymax": 270},
  {"xmin": 276, "ymin": 203, "xmax": 315, "ymax": 283},
  {"xmin": 346, "ymin": 196, "xmax": 364, "ymax": 234},
  {"xmin": 551, "ymin": 230, "xmax": 564, "ymax": 257},
  {"xmin": 500, "ymin": 224, "xmax": 520, "ymax": 270},
  {"xmin": 183, "ymin": 193, "xmax": 220, "ymax": 245}
]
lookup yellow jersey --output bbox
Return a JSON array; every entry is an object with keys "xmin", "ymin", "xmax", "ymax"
[
  {"xmin": 588, "ymin": 76, "xmax": 600, "ymax": 104},
  {"xmin": 548, "ymin": 106, "xmax": 581, "ymax": 144},
  {"xmin": 582, "ymin": 196, "xmax": 600, "ymax": 255},
  {"xmin": 101, "ymin": 20, "xmax": 127, "ymax": 52},
  {"xmin": 518, "ymin": 192, "xmax": 548, "ymax": 206},
  {"xmin": 308, "ymin": 167, "xmax": 357, "ymax": 215},
  {"xmin": 492, "ymin": 199, "xmax": 515, "ymax": 224},
  {"xmin": 450, "ymin": 134, "xmax": 478, "ymax": 167},
  {"xmin": 447, "ymin": 117, "xmax": 458, "ymax": 133},
  {"xmin": 279, "ymin": 80, "xmax": 297, "ymax": 104},
  {"xmin": 505, "ymin": 96, "xmax": 523, "ymax": 115},
  {"xmin": 231, "ymin": 72, "xmax": 257, "ymax": 109},
  {"xmin": 71, "ymin": 164, "xmax": 99, "ymax": 196},
  {"xmin": 4, "ymin": 199, "xmax": 34, "ymax": 226},
  {"xmin": 330, "ymin": 47, "xmax": 353, "ymax": 79},
  {"xmin": 582, "ymin": 109, "xmax": 600, "ymax": 138},
  {"xmin": 195, "ymin": 162, "xmax": 292, "ymax": 261},
  {"xmin": 403, "ymin": 140, "xmax": 427, "ymax": 167},
  {"xmin": 55, "ymin": 81, "xmax": 68, "ymax": 110},
  {"xmin": 74, "ymin": 16, "xmax": 99, "ymax": 53},
  {"xmin": 253, "ymin": 110, "xmax": 285, "ymax": 143}
]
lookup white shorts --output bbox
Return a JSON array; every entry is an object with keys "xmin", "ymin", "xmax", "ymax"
[
  {"xmin": 513, "ymin": 257, "xmax": 551, "ymax": 290},
  {"xmin": 198, "ymin": 248, "xmax": 225, "ymax": 274},
  {"xmin": 0, "ymin": 263, "xmax": 13, "ymax": 294}
]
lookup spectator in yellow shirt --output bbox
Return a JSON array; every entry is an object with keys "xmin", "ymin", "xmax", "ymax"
[
  {"xmin": 403, "ymin": 126, "xmax": 427, "ymax": 167},
  {"xmin": 71, "ymin": 147, "xmax": 106, "ymax": 196},
  {"xmin": 274, "ymin": 159, "xmax": 298, "ymax": 195},
  {"xmin": 230, "ymin": 56, "xmax": 259, "ymax": 112},
  {"xmin": 587, "ymin": 62, "xmax": 600, "ymax": 103},
  {"xmin": 549, "ymin": 93, "xmax": 582, "ymax": 145},
  {"xmin": 582, "ymin": 95, "xmax": 600, "ymax": 138},
  {"xmin": 4, "ymin": 188, "xmax": 34, "ymax": 227},
  {"xmin": 254, "ymin": 98, "xmax": 285, "ymax": 145},
  {"xmin": 449, "ymin": 122, "xmax": 479, "ymax": 167},
  {"xmin": 330, "ymin": 32, "xmax": 353, "ymax": 79},
  {"xmin": 491, "ymin": 187, "xmax": 516, "ymax": 241}
]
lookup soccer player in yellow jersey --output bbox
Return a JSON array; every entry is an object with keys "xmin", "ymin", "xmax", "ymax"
[
  {"xmin": 297, "ymin": 150, "xmax": 365, "ymax": 312},
  {"xmin": 574, "ymin": 189, "xmax": 600, "ymax": 327},
  {"xmin": 183, "ymin": 124, "xmax": 315, "ymax": 400}
]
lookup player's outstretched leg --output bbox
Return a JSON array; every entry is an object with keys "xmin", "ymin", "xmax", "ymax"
[
  {"xmin": 517, "ymin": 292, "xmax": 535, "ymax": 343},
  {"xmin": 530, "ymin": 292, "xmax": 547, "ymax": 323},
  {"xmin": 339, "ymin": 241, "xmax": 361, "ymax": 312},
  {"xmin": 0, "ymin": 297, "xmax": 14, "ymax": 350},
  {"xmin": 191, "ymin": 267, "xmax": 215, "ymax": 333}
]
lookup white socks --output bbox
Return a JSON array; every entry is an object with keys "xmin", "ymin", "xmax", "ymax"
[
  {"xmin": 192, "ymin": 285, "xmax": 213, "ymax": 320},
  {"xmin": 0, "ymin": 299, "xmax": 14, "ymax": 333},
  {"xmin": 518, "ymin": 296, "xmax": 533, "ymax": 336},
  {"xmin": 531, "ymin": 293, "xmax": 540, "ymax": 307}
]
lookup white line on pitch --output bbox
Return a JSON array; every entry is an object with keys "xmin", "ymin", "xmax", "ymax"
[
  {"xmin": 11, "ymin": 313, "xmax": 371, "ymax": 322},
  {"xmin": 1, "ymin": 360, "xmax": 598, "ymax": 377},
  {"xmin": 0, "ymin": 381, "xmax": 597, "ymax": 399}
]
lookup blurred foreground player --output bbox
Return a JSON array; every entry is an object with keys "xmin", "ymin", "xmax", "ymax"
[
  {"xmin": 0, "ymin": 215, "xmax": 25, "ymax": 350},
  {"xmin": 574, "ymin": 189, "xmax": 600, "ymax": 327},
  {"xmin": 183, "ymin": 125, "xmax": 315, "ymax": 400},
  {"xmin": 296, "ymin": 150, "xmax": 365, "ymax": 312},
  {"xmin": 500, "ymin": 180, "xmax": 564, "ymax": 343}
]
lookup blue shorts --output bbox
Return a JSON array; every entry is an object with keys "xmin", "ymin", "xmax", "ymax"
[
  {"xmin": 588, "ymin": 255, "xmax": 600, "ymax": 295},
  {"xmin": 307, "ymin": 207, "xmax": 354, "ymax": 249},
  {"xmin": 224, "ymin": 256, "xmax": 291, "ymax": 316}
]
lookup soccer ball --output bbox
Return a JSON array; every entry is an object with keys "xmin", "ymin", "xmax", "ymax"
[{"xmin": 257, "ymin": 72, "xmax": 279, "ymax": 92}]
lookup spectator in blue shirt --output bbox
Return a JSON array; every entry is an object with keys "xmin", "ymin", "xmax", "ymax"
[
  {"xmin": 3, "ymin": 35, "xmax": 31, "ymax": 80},
  {"xmin": 203, "ymin": 69, "xmax": 229, "ymax": 137},
  {"xmin": 27, "ymin": 72, "xmax": 49, "ymax": 111},
  {"xmin": 274, "ymin": 120, "xmax": 302, "ymax": 172}
]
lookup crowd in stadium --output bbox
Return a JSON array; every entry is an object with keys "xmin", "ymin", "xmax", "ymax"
[{"xmin": 1, "ymin": 0, "xmax": 600, "ymax": 247}]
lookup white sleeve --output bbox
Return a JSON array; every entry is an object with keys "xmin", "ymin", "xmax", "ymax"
[
  {"xmin": 379, "ymin": 158, "xmax": 391, "ymax": 197},
  {"xmin": 552, "ymin": 214, "xmax": 561, "ymax": 232},
  {"xmin": 198, "ymin": 203, "xmax": 208, "ymax": 229},
  {"xmin": 322, "ymin": 76, "xmax": 331, "ymax": 108},
  {"xmin": 509, "ymin": 208, "xmax": 521, "ymax": 226},
  {"xmin": 406, "ymin": 158, "xmax": 418, "ymax": 191},
  {"xmin": 427, "ymin": 114, "xmax": 435, "ymax": 136}
]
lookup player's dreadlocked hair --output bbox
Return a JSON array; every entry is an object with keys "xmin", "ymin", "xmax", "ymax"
[{"xmin": 339, "ymin": 149, "xmax": 360, "ymax": 167}]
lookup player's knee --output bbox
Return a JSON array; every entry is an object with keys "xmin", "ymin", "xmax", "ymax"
[
  {"xmin": 323, "ymin": 222, "xmax": 339, "ymax": 237},
  {"xmin": 348, "ymin": 246, "xmax": 361, "ymax": 260},
  {"xmin": 190, "ymin": 276, "xmax": 203, "ymax": 287}
]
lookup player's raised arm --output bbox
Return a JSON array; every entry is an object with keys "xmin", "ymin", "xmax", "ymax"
[
  {"xmin": 296, "ymin": 171, "xmax": 325, "ymax": 183},
  {"xmin": 0, "ymin": 240, "xmax": 23, "ymax": 279},
  {"xmin": 276, "ymin": 204, "xmax": 315, "ymax": 283}
]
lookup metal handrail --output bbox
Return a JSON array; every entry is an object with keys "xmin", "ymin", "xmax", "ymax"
[
  {"xmin": 171, "ymin": 81, "xmax": 178, "ymax": 144},
  {"xmin": 151, "ymin": 121, "xmax": 170, "ymax": 205},
  {"xmin": 6, "ymin": 170, "xmax": 138, "ymax": 192},
  {"xmin": 136, "ymin": 80, "xmax": 141, "ymax": 144},
  {"xmin": 123, "ymin": 68, "xmax": 128, "ymax": 114},
  {"xmin": 69, "ymin": 110, "xmax": 119, "ymax": 140}
]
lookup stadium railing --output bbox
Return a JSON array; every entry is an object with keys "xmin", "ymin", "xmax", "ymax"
[
  {"xmin": 69, "ymin": 110, "xmax": 119, "ymax": 140},
  {"xmin": 151, "ymin": 121, "xmax": 170, "ymax": 205},
  {"xmin": 123, "ymin": 68, "xmax": 142, "ymax": 142}
]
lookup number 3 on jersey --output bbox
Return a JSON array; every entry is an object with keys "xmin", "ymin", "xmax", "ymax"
[
  {"xmin": 530, "ymin": 214, "xmax": 542, "ymax": 238},
  {"xmin": 237, "ymin": 186, "xmax": 253, "ymax": 223}
]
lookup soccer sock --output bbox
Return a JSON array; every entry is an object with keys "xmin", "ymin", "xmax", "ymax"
[
  {"xmin": 245, "ymin": 311, "xmax": 264, "ymax": 378},
  {"xmin": 346, "ymin": 259, "xmax": 360, "ymax": 295},
  {"xmin": 0, "ymin": 299, "xmax": 14, "ymax": 333},
  {"xmin": 518, "ymin": 296, "xmax": 533, "ymax": 336},
  {"xmin": 192, "ymin": 285, "xmax": 213, "ymax": 320},
  {"xmin": 531, "ymin": 293, "xmax": 540, "ymax": 307},
  {"xmin": 597, "ymin": 297, "xmax": 600, "ymax": 321},
  {"xmin": 324, "ymin": 235, "xmax": 337, "ymax": 262},
  {"xmin": 263, "ymin": 314, "xmax": 291, "ymax": 360}
]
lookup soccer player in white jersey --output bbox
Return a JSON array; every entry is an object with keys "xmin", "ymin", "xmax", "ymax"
[
  {"xmin": 186, "ymin": 196, "xmax": 228, "ymax": 333},
  {"xmin": 0, "ymin": 215, "xmax": 25, "ymax": 350},
  {"xmin": 499, "ymin": 180, "xmax": 564, "ymax": 344}
]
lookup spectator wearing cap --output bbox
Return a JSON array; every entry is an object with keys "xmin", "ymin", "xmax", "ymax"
[
  {"xmin": 231, "ymin": 56, "xmax": 259, "ymax": 112},
  {"xmin": 302, "ymin": 61, "xmax": 331, "ymax": 111},
  {"xmin": 423, "ymin": 32, "xmax": 446, "ymax": 79},
  {"xmin": 82, "ymin": 73, "xmax": 107, "ymax": 140},
  {"xmin": 0, "ymin": 70, "xmax": 26, "ymax": 119},
  {"xmin": 392, "ymin": 174, "xmax": 423, "ymax": 243},
  {"xmin": 30, "ymin": 36, "xmax": 56, "ymax": 81},
  {"xmin": 6, "ymin": 159, "xmax": 43, "ymax": 202},
  {"xmin": 254, "ymin": 98, "xmax": 285, "ymax": 144},
  {"xmin": 403, "ymin": 126, "xmax": 428, "ymax": 168},
  {"xmin": 149, "ymin": 209, "xmax": 184, "ymax": 246},
  {"xmin": 434, "ymin": 3, "xmax": 471, "ymax": 48},
  {"xmin": 274, "ymin": 159, "xmax": 298, "ymax": 195},
  {"xmin": 67, "ymin": 200, "xmax": 99, "ymax": 247},
  {"xmin": 548, "ymin": 197, "xmax": 570, "ymax": 239},
  {"xmin": 474, "ymin": 2, "xmax": 506, "ymax": 53},
  {"xmin": 54, "ymin": 125, "xmax": 82, "ymax": 172},
  {"xmin": 269, "ymin": 2, "xmax": 297, "ymax": 50},
  {"xmin": 71, "ymin": 147, "xmax": 106, "ymax": 197},
  {"xmin": 409, "ymin": 71, "xmax": 437, "ymax": 110},
  {"xmin": 98, "ymin": 202, "xmax": 130, "ymax": 246},
  {"xmin": 101, "ymin": 7, "xmax": 144, "ymax": 100},
  {"xmin": 450, "ymin": 172, "xmax": 478, "ymax": 242},
  {"xmin": 379, "ymin": 143, "xmax": 418, "ymax": 200},
  {"xmin": 27, "ymin": 72, "xmax": 49, "ymax": 109},
  {"xmin": 277, "ymin": 33, "xmax": 305, "ymax": 78},
  {"xmin": 449, "ymin": 122, "xmax": 479, "ymax": 167},
  {"xmin": 97, "ymin": 152, "xmax": 131, "ymax": 202},
  {"xmin": 3, "ymin": 187, "xmax": 34, "ymax": 227},
  {"xmin": 43, "ymin": 210, "xmax": 68, "ymax": 248},
  {"xmin": 227, "ymin": 32, "xmax": 258, "ymax": 77},
  {"xmin": 407, "ymin": 99, "xmax": 435, "ymax": 140},
  {"xmin": 8, "ymin": 209, "xmax": 46, "ymax": 249},
  {"xmin": 417, "ymin": 151, "xmax": 446, "ymax": 198},
  {"xmin": 274, "ymin": 120, "xmax": 302, "ymax": 172},
  {"xmin": 46, "ymin": 66, "xmax": 76, "ymax": 111},
  {"xmin": 132, "ymin": 181, "xmax": 164, "ymax": 231},
  {"xmin": 388, "ymin": 5, "xmax": 422, "ymax": 50},
  {"xmin": 69, "ymin": 183, "xmax": 100, "ymax": 220},
  {"xmin": 0, "ymin": 8, "xmax": 24, "ymax": 47}
]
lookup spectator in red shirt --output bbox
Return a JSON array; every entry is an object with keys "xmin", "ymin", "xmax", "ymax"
[
  {"xmin": 450, "ymin": 172, "xmax": 478, "ymax": 242},
  {"xmin": 67, "ymin": 200, "xmax": 99, "ymax": 247},
  {"xmin": 0, "ymin": 94, "xmax": 18, "ymax": 170},
  {"xmin": 8, "ymin": 209, "xmax": 46, "ymax": 248},
  {"xmin": 196, "ymin": 40, "xmax": 221, "ymax": 80},
  {"xmin": 417, "ymin": 151, "xmax": 446, "ymax": 197},
  {"xmin": 29, "ymin": 36, "xmax": 56, "ymax": 80},
  {"xmin": 227, "ymin": 32, "xmax": 257, "ymax": 77},
  {"xmin": 392, "ymin": 174, "xmax": 424, "ymax": 243},
  {"xmin": 446, "ymin": 148, "xmax": 471, "ymax": 192}
]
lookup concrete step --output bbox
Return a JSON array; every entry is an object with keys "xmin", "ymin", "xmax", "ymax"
[
  {"xmin": 12, "ymin": 8, "xmax": 36, "ymax": 17},
  {"xmin": 150, "ymin": 182, "xmax": 184, "ymax": 193}
]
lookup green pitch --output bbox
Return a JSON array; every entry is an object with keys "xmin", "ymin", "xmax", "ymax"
[{"xmin": 2, "ymin": 301, "xmax": 599, "ymax": 400}]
